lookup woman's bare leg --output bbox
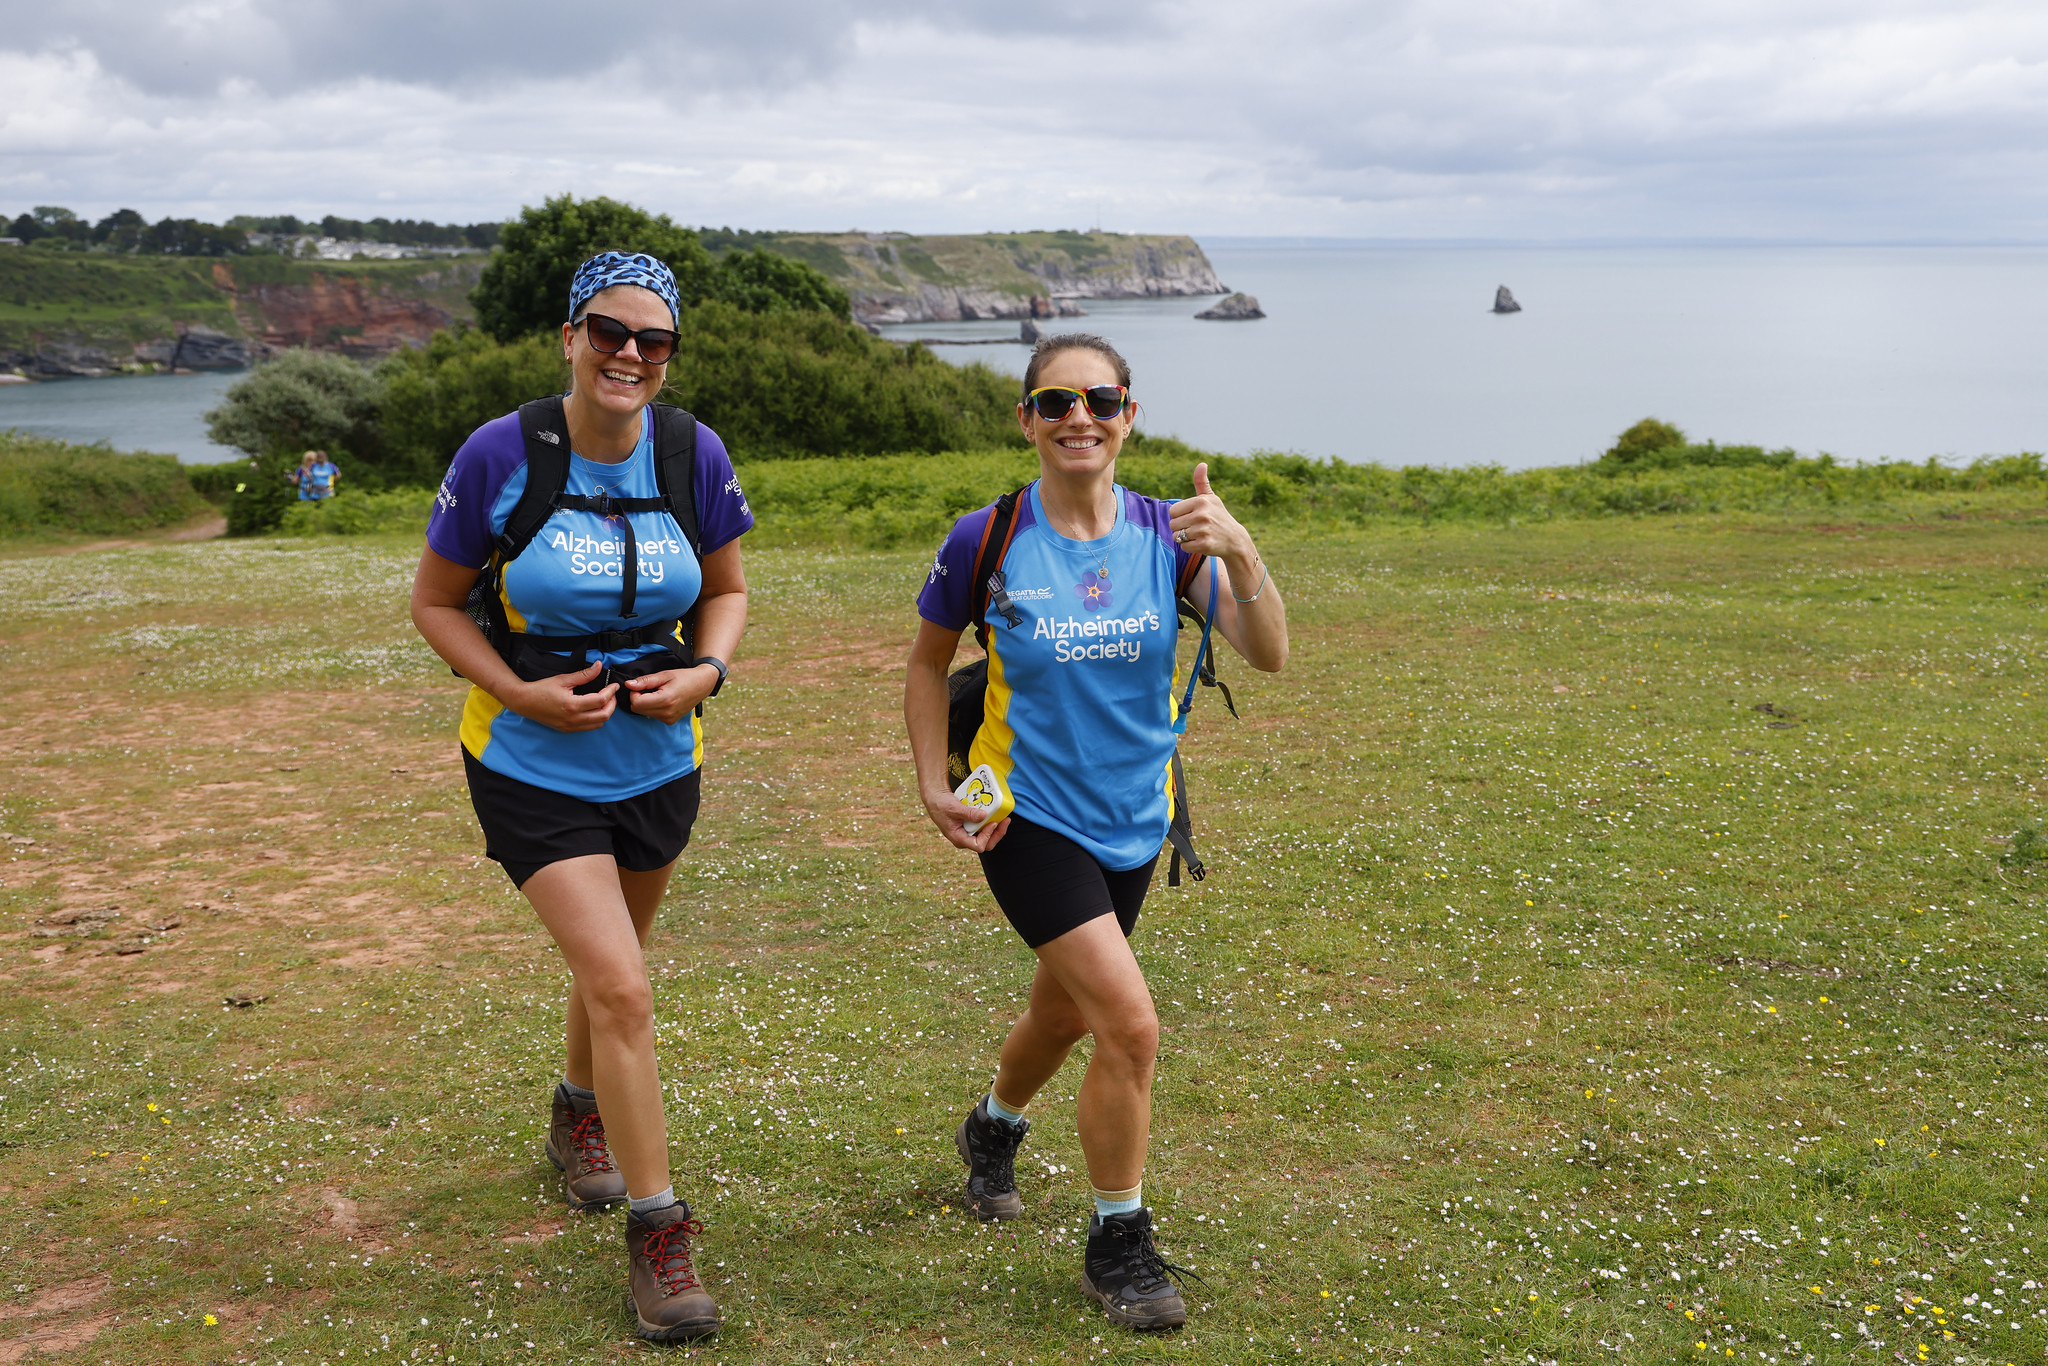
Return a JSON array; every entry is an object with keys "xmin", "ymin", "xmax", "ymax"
[
  {"xmin": 524, "ymin": 855, "xmax": 675, "ymax": 1199},
  {"xmin": 992, "ymin": 914, "xmax": 1157, "ymax": 1191},
  {"xmin": 563, "ymin": 861, "xmax": 675, "ymax": 1091}
]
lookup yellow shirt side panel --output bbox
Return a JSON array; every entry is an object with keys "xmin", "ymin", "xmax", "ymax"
[{"xmin": 967, "ymin": 644, "xmax": 1019, "ymax": 826}]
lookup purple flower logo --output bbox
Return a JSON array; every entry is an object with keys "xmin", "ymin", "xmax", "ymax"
[{"xmin": 1075, "ymin": 570, "xmax": 1112, "ymax": 613}]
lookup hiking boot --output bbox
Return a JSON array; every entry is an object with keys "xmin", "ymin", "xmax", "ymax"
[
  {"xmin": 955, "ymin": 1096, "xmax": 1028, "ymax": 1221},
  {"xmin": 625, "ymin": 1200, "xmax": 720, "ymax": 1341},
  {"xmin": 545, "ymin": 1084, "xmax": 626, "ymax": 1212},
  {"xmin": 1080, "ymin": 1208, "xmax": 1203, "ymax": 1330}
]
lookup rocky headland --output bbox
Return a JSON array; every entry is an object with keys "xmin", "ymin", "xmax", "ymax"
[
  {"xmin": 0, "ymin": 252, "xmax": 480, "ymax": 378},
  {"xmin": 744, "ymin": 230, "xmax": 1226, "ymax": 326}
]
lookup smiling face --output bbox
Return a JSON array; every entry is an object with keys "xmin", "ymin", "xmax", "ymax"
[
  {"xmin": 1017, "ymin": 348, "xmax": 1133, "ymax": 481},
  {"xmin": 561, "ymin": 284, "xmax": 672, "ymax": 420}
]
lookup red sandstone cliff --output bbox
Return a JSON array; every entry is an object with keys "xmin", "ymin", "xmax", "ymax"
[{"xmin": 212, "ymin": 261, "xmax": 478, "ymax": 360}]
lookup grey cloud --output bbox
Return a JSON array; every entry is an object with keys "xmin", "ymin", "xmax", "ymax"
[{"xmin": 5, "ymin": 0, "xmax": 1169, "ymax": 98}]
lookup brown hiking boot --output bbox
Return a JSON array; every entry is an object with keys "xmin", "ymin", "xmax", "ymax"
[
  {"xmin": 625, "ymin": 1200, "xmax": 720, "ymax": 1341},
  {"xmin": 545, "ymin": 1083, "xmax": 626, "ymax": 1212}
]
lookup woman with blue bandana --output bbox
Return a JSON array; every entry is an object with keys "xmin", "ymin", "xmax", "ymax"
[
  {"xmin": 904, "ymin": 333, "xmax": 1290, "ymax": 1330},
  {"xmin": 411, "ymin": 251, "xmax": 751, "ymax": 1341}
]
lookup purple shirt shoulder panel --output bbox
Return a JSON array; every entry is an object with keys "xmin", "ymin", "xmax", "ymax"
[
  {"xmin": 915, "ymin": 491, "xmax": 1042, "ymax": 631},
  {"xmin": 689, "ymin": 422, "xmax": 753, "ymax": 554},
  {"xmin": 425, "ymin": 411, "xmax": 527, "ymax": 569}
]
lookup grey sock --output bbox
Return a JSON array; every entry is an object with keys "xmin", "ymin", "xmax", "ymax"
[
  {"xmin": 560, "ymin": 1079, "xmax": 596, "ymax": 1102},
  {"xmin": 628, "ymin": 1186, "xmax": 677, "ymax": 1216}
]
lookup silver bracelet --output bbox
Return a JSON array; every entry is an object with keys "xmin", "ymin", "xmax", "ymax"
[{"xmin": 1232, "ymin": 562, "xmax": 1270, "ymax": 603}]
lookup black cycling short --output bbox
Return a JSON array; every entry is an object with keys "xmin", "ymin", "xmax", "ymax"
[
  {"xmin": 462, "ymin": 750, "xmax": 701, "ymax": 888},
  {"xmin": 978, "ymin": 813, "xmax": 1158, "ymax": 949}
]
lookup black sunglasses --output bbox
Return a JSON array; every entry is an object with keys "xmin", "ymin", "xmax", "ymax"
[
  {"xmin": 578, "ymin": 312, "xmax": 680, "ymax": 366},
  {"xmin": 1024, "ymin": 384, "xmax": 1130, "ymax": 422}
]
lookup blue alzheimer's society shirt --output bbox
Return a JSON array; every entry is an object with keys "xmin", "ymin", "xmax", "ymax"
[
  {"xmin": 918, "ymin": 482, "xmax": 1195, "ymax": 871},
  {"xmin": 426, "ymin": 408, "xmax": 754, "ymax": 802}
]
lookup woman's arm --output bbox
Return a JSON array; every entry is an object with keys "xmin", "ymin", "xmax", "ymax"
[
  {"xmin": 1168, "ymin": 462, "xmax": 1289, "ymax": 672},
  {"xmin": 905, "ymin": 618, "xmax": 1009, "ymax": 852},
  {"xmin": 409, "ymin": 546, "xmax": 620, "ymax": 732},
  {"xmin": 620, "ymin": 539, "xmax": 748, "ymax": 725}
]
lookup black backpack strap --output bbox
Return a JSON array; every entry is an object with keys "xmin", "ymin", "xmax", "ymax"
[
  {"xmin": 504, "ymin": 395, "xmax": 574, "ymax": 561},
  {"xmin": 1166, "ymin": 750, "xmax": 1204, "ymax": 887},
  {"xmin": 458, "ymin": 394, "xmax": 573, "ymax": 673},
  {"xmin": 969, "ymin": 485, "xmax": 1029, "ymax": 650},
  {"xmin": 650, "ymin": 402, "xmax": 706, "ymax": 712},
  {"xmin": 650, "ymin": 404, "xmax": 701, "ymax": 556}
]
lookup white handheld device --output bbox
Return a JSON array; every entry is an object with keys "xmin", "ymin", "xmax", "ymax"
[{"xmin": 954, "ymin": 763, "xmax": 1008, "ymax": 836}]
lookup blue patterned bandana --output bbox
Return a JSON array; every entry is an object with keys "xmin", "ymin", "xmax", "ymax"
[{"xmin": 568, "ymin": 251, "xmax": 682, "ymax": 327}]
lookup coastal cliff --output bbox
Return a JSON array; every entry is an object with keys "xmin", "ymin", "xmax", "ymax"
[
  {"xmin": 0, "ymin": 252, "xmax": 479, "ymax": 377},
  {"xmin": 728, "ymin": 230, "xmax": 1225, "ymax": 325}
]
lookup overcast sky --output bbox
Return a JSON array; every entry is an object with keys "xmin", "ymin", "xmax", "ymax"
[{"xmin": 4, "ymin": 0, "xmax": 2046, "ymax": 240}]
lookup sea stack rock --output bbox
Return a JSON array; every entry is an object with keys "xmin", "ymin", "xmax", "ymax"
[
  {"xmin": 1020, "ymin": 318, "xmax": 1047, "ymax": 344},
  {"xmin": 1195, "ymin": 291, "xmax": 1265, "ymax": 320},
  {"xmin": 1492, "ymin": 285, "xmax": 1522, "ymax": 314}
]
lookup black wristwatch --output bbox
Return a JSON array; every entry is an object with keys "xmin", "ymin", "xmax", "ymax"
[{"xmin": 694, "ymin": 656, "xmax": 729, "ymax": 698}]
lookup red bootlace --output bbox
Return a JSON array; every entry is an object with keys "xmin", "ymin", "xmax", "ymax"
[
  {"xmin": 569, "ymin": 1111, "xmax": 615, "ymax": 1173},
  {"xmin": 642, "ymin": 1219, "xmax": 706, "ymax": 1294}
]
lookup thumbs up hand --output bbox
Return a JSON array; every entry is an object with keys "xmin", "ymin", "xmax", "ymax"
[{"xmin": 1168, "ymin": 461, "xmax": 1252, "ymax": 565}]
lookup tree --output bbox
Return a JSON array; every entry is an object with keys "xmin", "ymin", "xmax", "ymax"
[
  {"xmin": 139, "ymin": 217, "xmax": 244, "ymax": 256},
  {"xmin": 1601, "ymin": 418, "xmax": 1687, "ymax": 467},
  {"xmin": 205, "ymin": 350, "xmax": 384, "ymax": 532},
  {"xmin": 377, "ymin": 327, "xmax": 569, "ymax": 485},
  {"xmin": 471, "ymin": 194, "xmax": 848, "ymax": 341},
  {"xmin": 93, "ymin": 209, "xmax": 145, "ymax": 251},
  {"xmin": 710, "ymin": 248, "xmax": 849, "ymax": 317},
  {"xmin": 659, "ymin": 302, "xmax": 1018, "ymax": 459}
]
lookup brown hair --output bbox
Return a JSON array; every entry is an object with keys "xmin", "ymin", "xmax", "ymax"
[{"xmin": 1021, "ymin": 332, "xmax": 1131, "ymax": 398}]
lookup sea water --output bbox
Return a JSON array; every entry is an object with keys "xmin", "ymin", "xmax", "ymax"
[
  {"xmin": 6, "ymin": 245, "xmax": 2044, "ymax": 470},
  {"xmin": 0, "ymin": 368, "xmax": 245, "ymax": 464},
  {"xmin": 883, "ymin": 243, "xmax": 2048, "ymax": 469}
]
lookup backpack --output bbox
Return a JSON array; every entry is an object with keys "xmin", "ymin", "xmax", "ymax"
[
  {"xmin": 944, "ymin": 485, "xmax": 1237, "ymax": 886},
  {"xmin": 458, "ymin": 394, "xmax": 707, "ymax": 716}
]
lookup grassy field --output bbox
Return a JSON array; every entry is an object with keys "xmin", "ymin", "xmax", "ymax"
[{"xmin": 0, "ymin": 507, "xmax": 2044, "ymax": 1365}]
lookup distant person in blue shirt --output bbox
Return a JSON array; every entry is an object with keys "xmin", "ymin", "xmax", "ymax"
[
  {"xmin": 904, "ymin": 333, "xmax": 1289, "ymax": 1331},
  {"xmin": 295, "ymin": 450, "xmax": 338, "ymax": 500},
  {"xmin": 410, "ymin": 252, "xmax": 749, "ymax": 1343}
]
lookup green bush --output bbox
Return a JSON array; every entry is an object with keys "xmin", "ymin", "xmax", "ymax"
[
  {"xmin": 736, "ymin": 445, "xmax": 2048, "ymax": 548},
  {"xmin": 224, "ymin": 451, "xmax": 305, "ymax": 537},
  {"xmin": 276, "ymin": 486, "xmax": 435, "ymax": 537},
  {"xmin": 0, "ymin": 430, "xmax": 208, "ymax": 535},
  {"xmin": 660, "ymin": 302, "xmax": 1023, "ymax": 459},
  {"xmin": 1601, "ymin": 417, "xmax": 1688, "ymax": 466},
  {"xmin": 377, "ymin": 328, "xmax": 568, "ymax": 485},
  {"xmin": 185, "ymin": 462, "xmax": 247, "ymax": 505},
  {"xmin": 473, "ymin": 195, "xmax": 848, "ymax": 342}
]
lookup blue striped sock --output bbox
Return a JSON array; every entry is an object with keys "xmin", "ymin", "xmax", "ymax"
[{"xmin": 986, "ymin": 1092, "xmax": 1026, "ymax": 1124}]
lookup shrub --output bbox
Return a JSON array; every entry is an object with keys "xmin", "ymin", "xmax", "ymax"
[
  {"xmin": 205, "ymin": 349, "xmax": 387, "ymax": 533},
  {"xmin": 660, "ymin": 303, "xmax": 1022, "ymax": 459},
  {"xmin": 377, "ymin": 328, "xmax": 569, "ymax": 485},
  {"xmin": 472, "ymin": 195, "xmax": 848, "ymax": 342},
  {"xmin": 185, "ymin": 462, "xmax": 246, "ymax": 505},
  {"xmin": 224, "ymin": 451, "xmax": 305, "ymax": 537},
  {"xmin": 277, "ymin": 487, "xmax": 435, "ymax": 537},
  {"xmin": 0, "ymin": 430, "xmax": 208, "ymax": 535},
  {"xmin": 1602, "ymin": 417, "xmax": 1688, "ymax": 467},
  {"xmin": 205, "ymin": 349, "xmax": 383, "ymax": 470}
]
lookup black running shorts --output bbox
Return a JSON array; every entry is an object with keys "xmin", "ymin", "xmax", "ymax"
[
  {"xmin": 462, "ymin": 750, "xmax": 701, "ymax": 888},
  {"xmin": 978, "ymin": 813, "xmax": 1158, "ymax": 949}
]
